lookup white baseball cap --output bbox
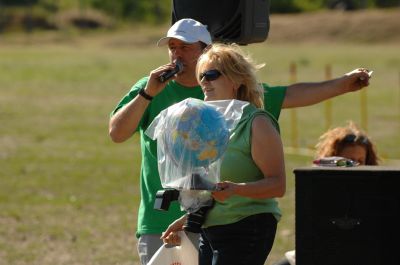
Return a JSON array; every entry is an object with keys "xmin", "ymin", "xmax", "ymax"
[{"xmin": 157, "ymin": 18, "xmax": 212, "ymax": 46}]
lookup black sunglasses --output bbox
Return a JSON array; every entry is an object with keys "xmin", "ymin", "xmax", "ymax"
[
  {"xmin": 199, "ymin": 69, "xmax": 222, "ymax": 81},
  {"xmin": 343, "ymin": 134, "xmax": 369, "ymax": 145}
]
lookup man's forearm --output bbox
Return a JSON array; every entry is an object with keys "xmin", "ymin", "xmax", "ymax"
[
  {"xmin": 109, "ymin": 95, "xmax": 150, "ymax": 143},
  {"xmin": 282, "ymin": 68, "xmax": 371, "ymax": 109},
  {"xmin": 283, "ymin": 78, "xmax": 343, "ymax": 108}
]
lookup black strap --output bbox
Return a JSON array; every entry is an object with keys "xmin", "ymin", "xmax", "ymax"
[{"xmin": 138, "ymin": 88, "xmax": 153, "ymax": 101}]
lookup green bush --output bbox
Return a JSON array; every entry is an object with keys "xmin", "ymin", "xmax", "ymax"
[
  {"xmin": 1, "ymin": 0, "xmax": 40, "ymax": 6},
  {"xmin": 90, "ymin": 0, "xmax": 170, "ymax": 24},
  {"xmin": 54, "ymin": 8, "xmax": 113, "ymax": 30},
  {"xmin": 375, "ymin": 0, "xmax": 400, "ymax": 7},
  {"xmin": 270, "ymin": 0, "xmax": 302, "ymax": 13}
]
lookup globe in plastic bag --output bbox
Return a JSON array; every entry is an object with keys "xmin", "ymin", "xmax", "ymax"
[
  {"xmin": 146, "ymin": 98, "xmax": 248, "ymax": 191},
  {"xmin": 165, "ymin": 99, "xmax": 229, "ymax": 168}
]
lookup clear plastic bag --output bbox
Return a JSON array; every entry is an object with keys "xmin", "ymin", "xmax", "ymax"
[
  {"xmin": 146, "ymin": 98, "xmax": 247, "ymax": 191},
  {"xmin": 179, "ymin": 190, "xmax": 214, "ymax": 213}
]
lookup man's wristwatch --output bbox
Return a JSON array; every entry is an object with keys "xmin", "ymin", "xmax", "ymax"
[{"xmin": 138, "ymin": 88, "xmax": 153, "ymax": 101}]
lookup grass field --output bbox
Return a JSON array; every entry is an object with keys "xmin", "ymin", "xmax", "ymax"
[{"xmin": 1, "ymin": 19, "xmax": 400, "ymax": 265}]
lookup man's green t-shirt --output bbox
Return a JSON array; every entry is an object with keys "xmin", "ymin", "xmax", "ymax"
[{"xmin": 111, "ymin": 78, "xmax": 287, "ymax": 237}]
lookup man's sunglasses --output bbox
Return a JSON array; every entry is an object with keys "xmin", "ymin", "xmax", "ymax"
[{"xmin": 199, "ymin": 69, "xmax": 222, "ymax": 81}]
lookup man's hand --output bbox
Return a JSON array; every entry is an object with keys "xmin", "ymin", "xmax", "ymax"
[
  {"xmin": 145, "ymin": 63, "xmax": 179, "ymax": 97},
  {"xmin": 160, "ymin": 215, "xmax": 187, "ymax": 245},
  {"xmin": 342, "ymin": 68, "xmax": 372, "ymax": 93}
]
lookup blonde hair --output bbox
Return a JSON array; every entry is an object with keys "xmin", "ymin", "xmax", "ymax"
[
  {"xmin": 196, "ymin": 43, "xmax": 265, "ymax": 108},
  {"xmin": 315, "ymin": 121, "xmax": 379, "ymax": 165}
]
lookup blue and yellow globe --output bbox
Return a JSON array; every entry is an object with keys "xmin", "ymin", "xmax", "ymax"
[{"xmin": 164, "ymin": 99, "xmax": 229, "ymax": 168}]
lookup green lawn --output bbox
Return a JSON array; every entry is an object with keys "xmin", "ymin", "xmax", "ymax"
[{"xmin": 0, "ymin": 33, "xmax": 399, "ymax": 265}]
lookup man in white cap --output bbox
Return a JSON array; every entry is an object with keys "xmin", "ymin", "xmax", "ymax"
[{"xmin": 109, "ymin": 18, "xmax": 371, "ymax": 264}]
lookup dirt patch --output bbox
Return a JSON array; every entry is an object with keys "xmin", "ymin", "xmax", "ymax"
[{"xmin": 268, "ymin": 8, "xmax": 400, "ymax": 44}]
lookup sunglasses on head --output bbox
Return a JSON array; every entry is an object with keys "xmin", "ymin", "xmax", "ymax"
[
  {"xmin": 199, "ymin": 69, "xmax": 222, "ymax": 81},
  {"xmin": 343, "ymin": 134, "xmax": 369, "ymax": 145}
]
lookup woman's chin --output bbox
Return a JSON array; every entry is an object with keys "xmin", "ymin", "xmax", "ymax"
[{"xmin": 204, "ymin": 95, "xmax": 215, "ymax": 101}]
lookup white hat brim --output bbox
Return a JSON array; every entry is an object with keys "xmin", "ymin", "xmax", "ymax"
[{"xmin": 157, "ymin": 35, "xmax": 201, "ymax": 47}]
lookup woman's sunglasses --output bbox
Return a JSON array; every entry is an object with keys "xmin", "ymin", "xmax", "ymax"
[
  {"xmin": 343, "ymin": 134, "xmax": 369, "ymax": 145},
  {"xmin": 199, "ymin": 69, "xmax": 222, "ymax": 81}
]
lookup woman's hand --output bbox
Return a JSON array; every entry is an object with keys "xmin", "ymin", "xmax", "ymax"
[{"xmin": 212, "ymin": 181, "xmax": 238, "ymax": 202}]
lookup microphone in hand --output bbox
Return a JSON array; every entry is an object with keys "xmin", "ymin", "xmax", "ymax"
[{"xmin": 158, "ymin": 60, "xmax": 183, "ymax": 82}]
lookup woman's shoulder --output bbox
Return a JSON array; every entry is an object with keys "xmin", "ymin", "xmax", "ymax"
[{"xmin": 244, "ymin": 104, "xmax": 280, "ymax": 133}]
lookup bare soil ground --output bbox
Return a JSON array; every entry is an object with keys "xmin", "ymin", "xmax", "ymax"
[{"xmin": 268, "ymin": 8, "xmax": 400, "ymax": 44}]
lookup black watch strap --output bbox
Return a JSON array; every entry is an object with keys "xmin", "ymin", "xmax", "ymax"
[{"xmin": 139, "ymin": 88, "xmax": 153, "ymax": 101}]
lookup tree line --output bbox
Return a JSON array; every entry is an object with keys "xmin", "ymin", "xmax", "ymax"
[{"xmin": 0, "ymin": 0, "xmax": 398, "ymax": 32}]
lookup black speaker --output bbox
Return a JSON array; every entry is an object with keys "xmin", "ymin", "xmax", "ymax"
[
  {"xmin": 294, "ymin": 166, "xmax": 400, "ymax": 265},
  {"xmin": 172, "ymin": 0, "xmax": 270, "ymax": 45}
]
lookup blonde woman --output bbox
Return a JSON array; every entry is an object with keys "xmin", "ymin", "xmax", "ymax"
[{"xmin": 162, "ymin": 43, "xmax": 286, "ymax": 265}]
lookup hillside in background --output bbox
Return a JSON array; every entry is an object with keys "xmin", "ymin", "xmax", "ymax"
[
  {"xmin": 268, "ymin": 8, "xmax": 400, "ymax": 43},
  {"xmin": 0, "ymin": 8, "xmax": 399, "ymax": 46}
]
